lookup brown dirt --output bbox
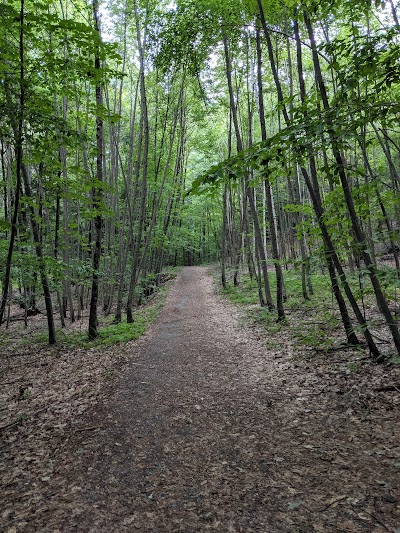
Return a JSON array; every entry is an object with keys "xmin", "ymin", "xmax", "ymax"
[{"xmin": 1, "ymin": 266, "xmax": 400, "ymax": 532}]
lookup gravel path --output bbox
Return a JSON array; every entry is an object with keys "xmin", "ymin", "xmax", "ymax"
[{"xmin": 37, "ymin": 266, "xmax": 398, "ymax": 532}]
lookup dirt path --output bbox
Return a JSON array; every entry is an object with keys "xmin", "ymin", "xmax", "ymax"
[{"xmin": 20, "ymin": 267, "xmax": 399, "ymax": 532}]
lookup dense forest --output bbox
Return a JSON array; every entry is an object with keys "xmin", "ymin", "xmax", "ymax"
[
  {"xmin": 1, "ymin": 0, "xmax": 400, "ymax": 359},
  {"xmin": 2, "ymin": 1, "xmax": 400, "ymax": 530}
]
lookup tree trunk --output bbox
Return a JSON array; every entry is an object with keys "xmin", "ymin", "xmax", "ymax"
[
  {"xmin": 304, "ymin": 10, "xmax": 400, "ymax": 356},
  {"xmin": 223, "ymin": 31, "xmax": 274, "ymax": 309},
  {"xmin": 256, "ymin": 25, "xmax": 285, "ymax": 319},
  {"xmin": 126, "ymin": 0, "xmax": 150, "ymax": 323},
  {"xmin": 88, "ymin": 0, "xmax": 104, "ymax": 340},
  {"xmin": 0, "ymin": 0, "xmax": 24, "ymax": 325},
  {"xmin": 221, "ymin": 184, "xmax": 228, "ymax": 290},
  {"xmin": 258, "ymin": 5, "xmax": 376, "ymax": 351}
]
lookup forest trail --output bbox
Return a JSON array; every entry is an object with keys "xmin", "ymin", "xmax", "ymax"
[{"xmin": 31, "ymin": 267, "xmax": 398, "ymax": 532}]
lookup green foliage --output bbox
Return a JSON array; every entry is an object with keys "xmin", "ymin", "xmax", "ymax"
[
  {"xmin": 27, "ymin": 290, "xmax": 167, "ymax": 349},
  {"xmin": 346, "ymin": 360, "xmax": 362, "ymax": 373},
  {"xmin": 293, "ymin": 322, "xmax": 332, "ymax": 351},
  {"xmin": 223, "ymin": 283, "xmax": 259, "ymax": 305},
  {"xmin": 220, "ymin": 268, "xmax": 345, "ymax": 351},
  {"xmin": 1, "ymin": 0, "xmax": 400, "ymax": 355},
  {"xmin": 149, "ymin": 0, "xmax": 250, "ymax": 75},
  {"xmin": 94, "ymin": 320, "xmax": 147, "ymax": 346}
]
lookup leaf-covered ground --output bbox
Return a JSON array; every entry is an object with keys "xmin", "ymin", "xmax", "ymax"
[{"xmin": 1, "ymin": 266, "xmax": 400, "ymax": 532}]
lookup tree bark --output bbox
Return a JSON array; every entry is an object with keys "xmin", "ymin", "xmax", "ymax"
[
  {"xmin": 256, "ymin": 25, "xmax": 285, "ymax": 319},
  {"xmin": 0, "ymin": 0, "xmax": 24, "ymax": 325},
  {"xmin": 88, "ymin": 0, "xmax": 104, "ymax": 339},
  {"xmin": 126, "ymin": 0, "xmax": 150, "ymax": 323},
  {"xmin": 223, "ymin": 31, "xmax": 274, "ymax": 309},
  {"xmin": 304, "ymin": 10, "xmax": 400, "ymax": 356}
]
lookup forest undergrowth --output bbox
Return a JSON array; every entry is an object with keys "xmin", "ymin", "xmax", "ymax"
[
  {"xmin": 220, "ymin": 258, "xmax": 400, "ymax": 361},
  {"xmin": 0, "ymin": 273, "xmax": 177, "ymax": 531},
  {"xmin": 1, "ymin": 266, "xmax": 400, "ymax": 531},
  {"xmin": 215, "ymin": 263, "xmax": 400, "ymax": 530},
  {"xmin": 0, "ymin": 272, "xmax": 176, "ymax": 427}
]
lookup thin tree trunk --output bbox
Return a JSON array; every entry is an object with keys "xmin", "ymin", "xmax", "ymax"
[
  {"xmin": 221, "ymin": 184, "xmax": 228, "ymax": 290},
  {"xmin": 126, "ymin": 0, "xmax": 150, "ymax": 323},
  {"xmin": 223, "ymin": 31, "xmax": 273, "ymax": 308},
  {"xmin": 88, "ymin": 0, "xmax": 104, "ymax": 339},
  {"xmin": 22, "ymin": 163, "xmax": 56, "ymax": 343},
  {"xmin": 256, "ymin": 6, "xmax": 379, "ymax": 352},
  {"xmin": 256, "ymin": 25, "xmax": 285, "ymax": 319},
  {"xmin": 304, "ymin": 10, "xmax": 400, "ymax": 356},
  {"xmin": 0, "ymin": 0, "xmax": 24, "ymax": 325}
]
